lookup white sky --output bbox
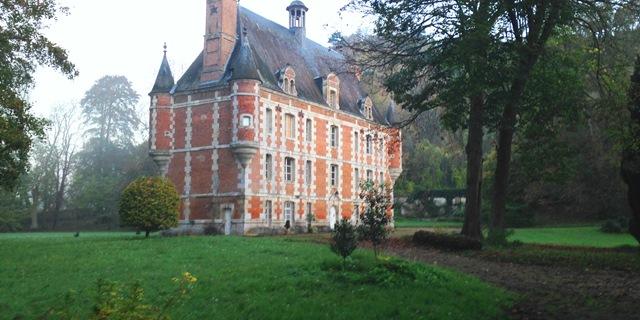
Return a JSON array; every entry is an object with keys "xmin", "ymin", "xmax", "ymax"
[{"xmin": 31, "ymin": 0, "xmax": 368, "ymax": 117}]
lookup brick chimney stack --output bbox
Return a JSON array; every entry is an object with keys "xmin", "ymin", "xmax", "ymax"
[{"xmin": 201, "ymin": 0, "xmax": 238, "ymax": 82}]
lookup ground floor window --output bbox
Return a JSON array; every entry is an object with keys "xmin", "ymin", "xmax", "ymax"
[
  {"xmin": 264, "ymin": 200, "xmax": 272, "ymax": 226},
  {"xmin": 284, "ymin": 201, "xmax": 295, "ymax": 226}
]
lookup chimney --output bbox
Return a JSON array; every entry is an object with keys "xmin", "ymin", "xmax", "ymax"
[
  {"xmin": 201, "ymin": 0, "xmax": 238, "ymax": 82},
  {"xmin": 287, "ymin": 1, "xmax": 308, "ymax": 41}
]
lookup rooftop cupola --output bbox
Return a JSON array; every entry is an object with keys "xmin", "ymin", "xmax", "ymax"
[{"xmin": 287, "ymin": 1, "xmax": 308, "ymax": 40}]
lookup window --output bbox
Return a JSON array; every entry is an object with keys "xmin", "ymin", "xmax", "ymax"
[
  {"xmin": 380, "ymin": 172, "xmax": 384, "ymax": 184},
  {"xmin": 367, "ymin": 170, "xmax": 373, "ymax": 182},
  {"xmin": 305, "ymin": 119, "xmax": 313, "ymax": 142},
  {"xmin": 329, "ymin": 90, "xmax": 338, "ymax": 107},
  {"xmin": 265, "ymin": 154, "xmax": 273, "ymax": 181},
  {"xmin": 265, "ymin": 108, "xmax": 273, "ymax": 134},
  {"xmin": 330, "ymin": 125, "xmax": 339, "ymax": 148},
  {"xmin": 354, "ymin": 169, "xmax": 360, "ymax": 193},
  {"xmin": 354, "ymin": 132, "xmax": 359, "ymax": 153},
  {"xmin": 284, "ymin": 78, "xmax": 290, "ymax": 93},
  {"xmin": 305, "ymin": 160, "xmax": 312, "ymax": 186},
  {"xmin": 285, "ymin": 157, "xmax": 295, "ymax": 182},
  {"xmin": 331, "ymin": 164, "xmax": 339, "ymax": 187},
  {"xmin": 284, "ymin": 201, "xmax": 295, "ymax": 223},
  {"xmin": 285, "ymin": 114, "xmax": 295, "ymax": 139},
  {"xmin": 290, "ymin": 80, "xmax": 295, "ymax": 94},
  {"xmin": 240, "ymin": 115, "xmax": 252, "ymax": 127},
  {"xmin": 264, "ymin": 201, "xmax": 272, "ymax": 225},
  {"xmin": 366, "ymin": 135, "xmax": 372, "ymax": 154}
]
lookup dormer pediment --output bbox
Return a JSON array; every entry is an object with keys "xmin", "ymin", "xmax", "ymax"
[
  {"xmin": 359, "ymin": 96, "xmax": 373, "ymax": 121},
  {"xmin": 277, "ymin": 65, "xmax": 298, "ymax": 96}
]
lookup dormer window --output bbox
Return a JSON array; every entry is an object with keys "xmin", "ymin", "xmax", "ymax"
[
  {"xmin": 360, "ymin": 96, "xmax": 374, "ymax": 121},
  {"xmin": 278, "ymin": 66, "xmax": 297, "ymax": 96},
  {"xmin": 319, "ymin": 72, "xmax": 340, "ymax": 109}
]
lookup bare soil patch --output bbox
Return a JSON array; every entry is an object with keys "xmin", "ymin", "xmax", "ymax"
[{"xmin": 383, "ymin": 238, "xmax": 640, "ymax": 320}]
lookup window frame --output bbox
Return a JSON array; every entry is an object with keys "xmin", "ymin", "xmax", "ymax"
[
  {"xmin": 305, "ymin": 160, "xmax": 312, "ymax": 186},
  {"xmin": 285, "ymin": 113, "xmax": 296, "ymax": 140},
  {"xmin": 284, "ymin": 201, "xmax": 295, "ymax": 223},
  {"xmin": 265, "ymin": 154, "xmax": 273, "ymax": 181},
  {"xmin": 330, "ymin": 164, "xmax": 339, "ymax": 187},
  {"xmin": 284, "ymin": 157, "xmax": 295, "ymax": 182},
  {"xmin": 305, "ymin": 119, "xmax": 313, "ymax": 142},
  {"xmin": 330, "ymin": 125, "xmax": 339, "ymax": 148},
  {"xmin": 265, "ymin": 108, "xmax": 274, "ymax": 135}
]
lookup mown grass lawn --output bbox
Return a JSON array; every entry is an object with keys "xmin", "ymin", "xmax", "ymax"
[
  {"xmin": 0, "ymin": 233, "xmax": 511, "ymax": 320},
  {"xmin": 509, "ymin": 227, "xmax": 637, "ymax": 248},
  {"xmin": 394, "ymin": 218, "xmax": 463, "ymax": 229}
]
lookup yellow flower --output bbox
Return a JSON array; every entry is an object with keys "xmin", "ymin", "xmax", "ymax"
[{"xmin": 182, "ymin": 272, "xmax": 198, "ymax": 284}]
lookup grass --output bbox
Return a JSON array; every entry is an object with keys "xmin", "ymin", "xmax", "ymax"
[
  {"xmin": 509, "ymin": 227, "xmax": 637, "ymax": 248},
  {"xmin": 0, "ymin": 232, "xmax": 511, "ymax": 320},
  {"xmin": 394, "ymin": 217, "xmax": 463, "ymax": 229}
]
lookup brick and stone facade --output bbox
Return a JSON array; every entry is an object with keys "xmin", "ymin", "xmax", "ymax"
[{"xmin": 149, "ymin": 0, "xmax": 402, "ymax": 235}]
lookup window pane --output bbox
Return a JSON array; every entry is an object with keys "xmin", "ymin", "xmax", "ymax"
[
  {"xmin": 306, "ymin": 119, "xmax": 312, "ymax": 142},
  {"xmin": 266, "ymin": 109, "xmax": 273, "ymax": 134}
]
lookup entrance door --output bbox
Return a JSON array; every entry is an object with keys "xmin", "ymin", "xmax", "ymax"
[
  {"xmin": 329, "ymin": 206, "xmax": 337, "ymax": 230},
  {"xmin": 224, "ymin": 208, "xmax": 232, "ymax": 236}
]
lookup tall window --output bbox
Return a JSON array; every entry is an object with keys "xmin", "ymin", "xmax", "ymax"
[
  {"xmin": 265, "ymin": 154, "xmax": 273, "ymax": 181},
  {"xmin": 380, "ymin": 172, "xmax": 384, "ymax": 184},
  {"xmin": 354, "ymin": 168, "xmax": 360, "ymax": 193},
  {"xmin": 367, "ymin": 170, "xmax": 373, "ymax": 182},
  {"xmin": 285, "ymin": 113, "xmax": 295, "ymax": 139},
  {"xmin": 331, "ymin": 164, "xmax": 339, "ymax": 187},
  {"xmin": 305, "ymin": 119, "xmax": 313, "ymax": 142},
  {"xmin": 305, "ymin": 160, "xmax": 312, "ymax": 186},
  {"xmin": 329, "ymin": 89, "xmax": 337, "ymax": 107},
  {"xmin": 366, "ymin": 135, "xmax": 372, "ymax": 154},
  {"xmin": 264, "ymin": 200, "xmax": 272, "ymax": 225},
  {"xmin": 285, "ymin": 157, "xmax": 295, "ymax": 182},
  {"xmin": 290, "ymin": 80, "xmax": 295, "ymax": 94},
  {"xmin": 354, "ymin": 132, "xmax": 359, "ymax": 153},
  {"xmin": 284, "ymin": 201, "xmax": 295, "ymax": 223},
  {"xmin": 330, "ymin": 125, "xmax": 339, "ymax": 148},
  {"xmin": 265, "ymin": 108, "xmax": 273, "ymax": 134}
]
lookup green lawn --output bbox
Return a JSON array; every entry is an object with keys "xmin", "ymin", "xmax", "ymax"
[
  {"xmin": 394, "ymin": 218, "xmax": 463, "ymax": 229},
  {"xmin": 509, "ymin": 227, "xmax": 637, "ymax": 248},
  {"xmin": 0, "ymin": 233, "xmax": 511, "ymax": 320}
]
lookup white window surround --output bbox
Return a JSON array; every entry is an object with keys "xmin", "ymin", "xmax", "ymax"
[
  {"xmin": 330, "ymin": 125, "xmax": 339, "ymax": 148},
  {"xmin": 305, "ymin": 119, "xmax": 313, "ymax": 142},
  {"xmin": 285, "ymin": 157, "xmax": 295, "ymax": 182},
  {"xmin": 284, "ymin": 113, "xmax": 296, "ymax": 140},
  {"xmin": 265, "ymin": 108, "xmax": 274, "ymax": 135},
  {"xmin": 330, "ymin": 164, "xmax": 339, "ymax": 187}
]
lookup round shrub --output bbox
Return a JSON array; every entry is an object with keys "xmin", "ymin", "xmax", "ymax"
[{"xmin": 119, "ymin": 177, "xmax": 180, "ymax": 237}]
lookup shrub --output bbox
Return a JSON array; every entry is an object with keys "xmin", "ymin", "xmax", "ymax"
[
  {"xmin": 330, "ymin": 218, "xmax": 358, "ymax": 265},
  {"xmin": 601, "ymin": 217, "xmax": 629, "ymax": 234},
  {"xmin": 413, "ymin": 230, "xmax": 483, "ymax": 251},
  {"xmin": 119, "ymin": 177, "xmax": 180, "ymax": 237},
  {"xmin": 485, "ymin": 228, "xmax": 515, "ymax": 247},
  {"xmin": 357, "ymin": 181, "xmax": 393, "ymax": 257},
  {"xmin": 45, "ymin": 272, "xmax": 197, "ymax": 319}
]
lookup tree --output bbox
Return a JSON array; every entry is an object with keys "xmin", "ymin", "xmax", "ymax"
[
  {"xmin": 339, "ymin": 0, "xmax": 505, "ymax": 239},
  {"xmin": 488, "ymin": 0, "xmax": 639, "ymax": 232},
  {"xmin": 119, "ymin": 177, "xmax": 180, "ymax": 237},
  {"xmin": 81, "ymin": 75, "xmax": 140, "ymax": 148},
  {"xmin": 30, "ymin": 104, "xmax": 78, "ymax": 229},
  {"xmin": 0, "ymin": 0, "xmax": 77, "ymax": 190},
  {"xmin": 330, "ymin": 218, "xmax": 359, "ymax": 266},
  {"xmin": 357, "ymin": 181, "xmax": 392, "ymax": 257},
  {"xmin": 622, "ymin": 55, "xmax": 640, "ymax": 244}
]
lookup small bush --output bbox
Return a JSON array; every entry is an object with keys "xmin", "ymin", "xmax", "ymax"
[
  {"xmin": 119, "ymin": 177, "xmax": 180, "ymax": 237},
  {"xmin": 330, "ymin": 218, "xmax": 358, "ymax": 265},
  {"xmin": 358, "ymin": 181, "xmax": 393, "ymax": 257},
  {"xmin": 413, "ymin": 230, "xmax": 482, "ymax": 251},
  {"xmin": 601, "ymin": 217, "xmax": 629, "ymax": 234},
  {"xmin": 485, "ymin": 228, "xmax": 515, "ymax": 247}
]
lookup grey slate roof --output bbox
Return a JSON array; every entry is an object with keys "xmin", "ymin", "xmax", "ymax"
[
  {"xmin": 150, "ymin": 52, "xmax": 175, "ymax": 95},
  {"xmin": 173, "ymin": 7, "xmax": 388, "ymax": 125}
]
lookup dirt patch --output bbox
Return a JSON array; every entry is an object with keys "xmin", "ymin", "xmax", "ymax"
[{"xmin": 383, "ymin": 238, "xmax": 640, "ymax": 320}]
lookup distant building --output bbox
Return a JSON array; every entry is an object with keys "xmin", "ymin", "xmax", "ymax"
[{"xmin": 148, "ymin": 0, "xmax": 402, "ymax": 235}]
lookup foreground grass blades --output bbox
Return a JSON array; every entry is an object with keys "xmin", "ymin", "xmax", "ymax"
[{"xmin": 0, "ymin": 233, "xmax": 511, "ymax": 320}]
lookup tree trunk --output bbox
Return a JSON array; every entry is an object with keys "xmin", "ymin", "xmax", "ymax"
[
  {"xmin": 145, "ymin": 230, "xmax": 150, "ymax": 238},
  {"xmin": 627, "ymin": 182, "xmax": 640, "ymax": 244},
  {"xmin": 491, "ymin": 54, "xmax": 537, "ymax": 231},
  {"xmin": 461, "ymin": 94, "xmax": 485, "ymax": 240},
  {"xmin": 30, "ymin": 187, "xmax": 39, "ymax": 230}
]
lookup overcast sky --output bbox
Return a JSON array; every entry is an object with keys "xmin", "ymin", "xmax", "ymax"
[{"xmin": 31, "ymin": 0, "xmax": 368, "ymax": 116}]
